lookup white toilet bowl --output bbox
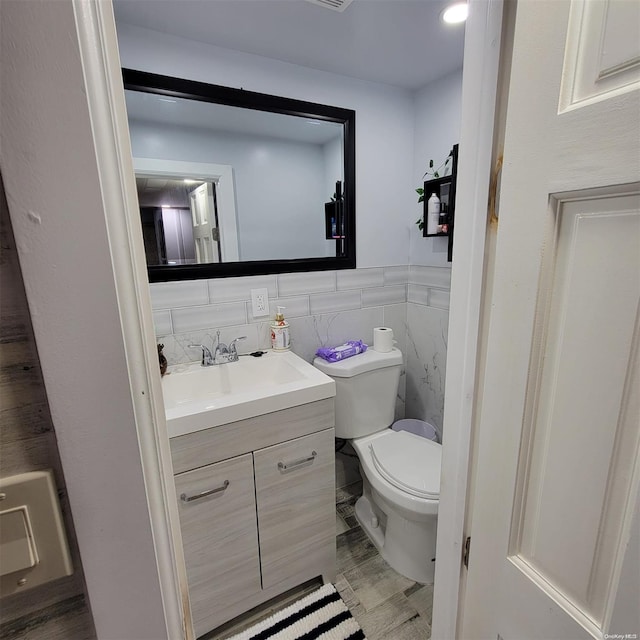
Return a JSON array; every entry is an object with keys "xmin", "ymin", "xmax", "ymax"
[
  {"xmin": 351, "ymin": 429, "xmax": 441, "ymax": 584},
  {"xmin": 312, "ymin": 348, "xmax": 442, "ymax": 584}
]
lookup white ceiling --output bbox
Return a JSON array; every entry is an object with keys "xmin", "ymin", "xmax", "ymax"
[
  {"xmin": 112, "ymin": 0, "xmax": 465, "ymax": 90},
  {"xmin": 136, "ymin": 176, "xmax": 205, "ymax": 207}
]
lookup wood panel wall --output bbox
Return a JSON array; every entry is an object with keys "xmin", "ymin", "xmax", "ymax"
[{"xmin": 0, "ymin": 176, "xmax": 95, "ymax": 639}]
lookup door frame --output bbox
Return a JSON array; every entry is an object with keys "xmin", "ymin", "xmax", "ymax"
[
  {"xmin": 431, "ymin": 1, "xmax": 505, "ymax": 637},
  {"xmin": 133, "ymin": 157, "xmax": 240, "ymax": 263},
  {"xmin": 73, "ymin": 1, "xmax": 193, "ymax": 637},
  {"xmin": 75, "ymin": 0, "xmax": 504, "ymax": 637}
]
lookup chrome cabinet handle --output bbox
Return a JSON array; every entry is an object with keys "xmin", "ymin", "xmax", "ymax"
[
  {"xmin": 180, "ymin": 479, "xmax": 229, "ymax": 503},
  {"xmin": 278, "ymin": 451, "xmax": 317, "ymax": 471}
]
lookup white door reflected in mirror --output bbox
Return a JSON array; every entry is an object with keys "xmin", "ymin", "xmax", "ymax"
[
  {"xmin": 189, "ymin": 182, "xmax": 220, "ymax": 265},
  {"xmin": 134, "ymin": 158, "xmax": 241, "ymax": 265}
]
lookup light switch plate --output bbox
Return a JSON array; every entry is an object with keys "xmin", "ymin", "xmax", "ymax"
[
  {"xmin": 251, "ymin": 288, "xmax": 270, "ymax": 317},
  {"xmin": 0, "ymin": 507, "xmax": 38, "ymax": 576},
  {"xmin": 0, "ymin": 470, "xmax": 73, "ymax": 597}
]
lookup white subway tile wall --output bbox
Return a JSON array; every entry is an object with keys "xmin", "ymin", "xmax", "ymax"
[
  {"xmin": 171, "ymin": 302, "xmax": 247, "ymax": 333},
  {"xmin": 277, "ymin": 271, "xmax": 337, "ymax": 297},
  {"xmin": 150, "ymin": 265, "xmax": 449, "ymax": 363},
  {"xmin": 149, "ymin": 280, "xmax": 208, "ymax": 309},
  {"xmin": 245, "ymin": 296, "xmax": 310, "ymax": 323},
  {"xmin": 152, "ymin": 310, "xmax": 173, "ymax": 336},
  {"xmin": 361, "ymin": 285, "xmax": 407, "ymax": 308},
  {"xmin": 383, "ymin": 265, "xmax": 410, "ymax": 286},
  {"xmin": 337, "ymin": 268, "xmax": 384, "ymax": 290},
  {"xmin": 409, "ymin": 265, "xmax": 451, "ymax": 289},
  {"xmin": 150, "ymin": 265, "xmax": 451, "ymax": 432},
  {"xmin": 309, "ymin": 290, "xmax": 362, "ymax": 315},
  {"xmin": 428, "ymin": 287, "xmax": 450, "ymax": 310},
  {"xmin": 407, "ymin": 284, "xmax": 430, "ymax": 306},
  {"xmin": 208, "ymin": 275, "xmax": 278, "ymax": 303}
]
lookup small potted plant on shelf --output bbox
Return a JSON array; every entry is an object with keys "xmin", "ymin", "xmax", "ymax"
[{"xmin": 415, "ymin": 152, "xmax": 453, "ymax": 231}]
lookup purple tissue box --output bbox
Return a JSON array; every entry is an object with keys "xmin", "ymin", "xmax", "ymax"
[{"xmin": 315, "ymin": 340, "xmax": 368, "ymax": 362}]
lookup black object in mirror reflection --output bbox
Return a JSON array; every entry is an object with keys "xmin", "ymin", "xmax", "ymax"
[{"xmin": 122, "ymin": 68, "xmax": 356, "ymax": 281}]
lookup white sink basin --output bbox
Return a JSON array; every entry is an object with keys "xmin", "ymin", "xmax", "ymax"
[{"xmin": 162, "ymin": 350, "xmax": 335, "ymax": 438}]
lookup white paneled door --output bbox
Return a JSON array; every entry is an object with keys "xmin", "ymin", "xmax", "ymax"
[
  {"xmin": 190, "ymin": 182, "xmax": 220, "ymax": 264},
  {"xmin": 462, "ymin": 0, "xmax": 640, "ymax": 638}
]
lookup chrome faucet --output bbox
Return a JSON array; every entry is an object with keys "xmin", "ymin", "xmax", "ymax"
[
  {"xmin": 188, "ymin": 343, "xmax": 215, "ymax": 367},
  {"xmin": 213, "ymin": 331, "xmax": 247, "ymax": 364},
  {"xmin": 228, "ymin": 336, "xmax": 247, "ymax": 359}
]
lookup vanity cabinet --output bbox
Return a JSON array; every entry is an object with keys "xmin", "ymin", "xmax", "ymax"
[
  {"xmin": 170, "ymin": 398, "xmax": 336, "ymax": 637},
  {"xmin": 255, "ymin": 429, "xmax": 335, "ymax": 590},
  {"xmin": 175, "ymin": 454, "xmax": 261, "ymax": 638}
]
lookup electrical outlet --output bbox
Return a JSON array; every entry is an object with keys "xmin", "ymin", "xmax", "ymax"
[{"xmin": 250, "ymin": 288, "xmax": 270, "ymax": 317}]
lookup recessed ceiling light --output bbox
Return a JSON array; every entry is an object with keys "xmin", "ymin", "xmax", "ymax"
[{"xmin": 442, "ymin": 2, "xmax": 468, "ymax": 24}]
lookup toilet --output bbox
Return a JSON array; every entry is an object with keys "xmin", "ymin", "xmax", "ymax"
[{"xmin": 314, "ymin": 347, "xmax": 441, "ymax": 584}]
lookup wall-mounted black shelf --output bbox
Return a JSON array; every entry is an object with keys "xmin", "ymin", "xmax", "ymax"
[{"xmin": 423, "ymin": 144, "xmax": 459, "ymax": 262}]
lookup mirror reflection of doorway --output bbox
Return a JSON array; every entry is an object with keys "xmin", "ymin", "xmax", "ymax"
[
  {"xmin": 189, "ymin": 182, "xmax": 220, "ymax": 264},
  {"xmin": 136, "ymin": 175, "xmax": 221, "ymax": 266}
]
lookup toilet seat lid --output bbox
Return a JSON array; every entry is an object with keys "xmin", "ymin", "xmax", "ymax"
[{"xmin": 370, "ymin": 431, "xmax": 441, "ymax": 499}]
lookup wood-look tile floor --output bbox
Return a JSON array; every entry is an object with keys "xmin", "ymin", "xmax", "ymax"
[
  {"xmin": 206, "ymin": 579, "xmax": 323, "ymax": 640},
  {"xmin": 335, "ymin": 481, "xmax": 433, "ymax": 640},
  {"xmin": 207, "ymin": 480, "xmax": 433, "ymax": 640}
]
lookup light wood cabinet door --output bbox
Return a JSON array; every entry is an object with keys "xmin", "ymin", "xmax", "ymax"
[
  {"xmin": 254, "ymin": 429, "xmax": 335, "ymax": 590},
  {"xmin": 175, "ymin": 453, "xmax": 261, "ymax": 637}
]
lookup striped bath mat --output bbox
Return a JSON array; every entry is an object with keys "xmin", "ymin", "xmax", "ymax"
[{"xmin": 227, "ymin": 583, "xmax": 365, "ymax": 640}]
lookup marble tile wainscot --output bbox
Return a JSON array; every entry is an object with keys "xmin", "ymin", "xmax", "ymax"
[
  {"xmin": 150, "ymin": 264, "xmax": 451, "ymax": 471},
  {"xmin": 405, "ymin": 265, "xmax": 451, "ymax": 436}
]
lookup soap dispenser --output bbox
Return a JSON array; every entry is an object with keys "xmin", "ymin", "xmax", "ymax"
[{"xmin": 270, "ymin": 306, "xmax": 290, "ymax": 351}]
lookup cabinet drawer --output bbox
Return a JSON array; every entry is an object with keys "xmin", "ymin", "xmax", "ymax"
[
  {"xmin": 175, "ymin": 453, "xmax": 261, "ymax": 637},
  {"xmin": 170, "ymin": 398, "xmax": 334, "ymax": 474},
  {"xmin": 254, "ymin": 429, "xmax": 335, "ymax": 590}
]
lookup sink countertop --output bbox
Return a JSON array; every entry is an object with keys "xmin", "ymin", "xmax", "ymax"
[{"xmin": 162, "ymin": 350, "xmax": 335, "ymax": 438}]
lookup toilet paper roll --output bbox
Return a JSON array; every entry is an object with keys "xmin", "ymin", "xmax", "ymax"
[{"xmin": 373, "ymin": 327, "xmax": 394, "ymax": 352}]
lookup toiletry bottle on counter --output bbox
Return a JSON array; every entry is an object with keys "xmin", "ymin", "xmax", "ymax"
[
  {"xmin": 426, "ymin": 193, "xmax": 440, "ymax": 235},
  {"xmin": 271, "ymin": 306, "xmax": 290, "ymax": 351}
]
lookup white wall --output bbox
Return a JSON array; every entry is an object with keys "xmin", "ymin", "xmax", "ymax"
[
  {"xmin": 0, "ymin": 6, "xmax": 461, "ymax": 638},
  {"xmin": 402, "ymin": 69, "xmax": 462, "ymax": 433},
  {"xmin": 129, "ymin": 120, "xmax": 330, "ymax": 260},
  {"xmin": 118, "ymin": 22, "xmax": 461, "ymax": 435},
  {"xmin": 117, "ymin": 23, "xmax": 416, "ymax": 267},
  {"xmin": 0, "ymin": 2, "xmax": 170, "ymax": 638},
  {"xmin": 411, "ymin": 69, "xmax": 463, "ymax": 267}
]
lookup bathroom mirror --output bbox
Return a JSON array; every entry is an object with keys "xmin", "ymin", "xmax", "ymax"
[{"xmin": 123, "ymin": 69, "xmax": 356, "ymax": 281}]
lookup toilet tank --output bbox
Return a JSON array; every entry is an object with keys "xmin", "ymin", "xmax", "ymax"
[{"xmin": 313, "ymin": 348, "xmax": 402, "ymax": 439}]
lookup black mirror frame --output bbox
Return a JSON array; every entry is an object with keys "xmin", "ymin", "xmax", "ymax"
[{"xmin": 122, "ymin": 68, "xmax": 356, "ymax": 282}]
